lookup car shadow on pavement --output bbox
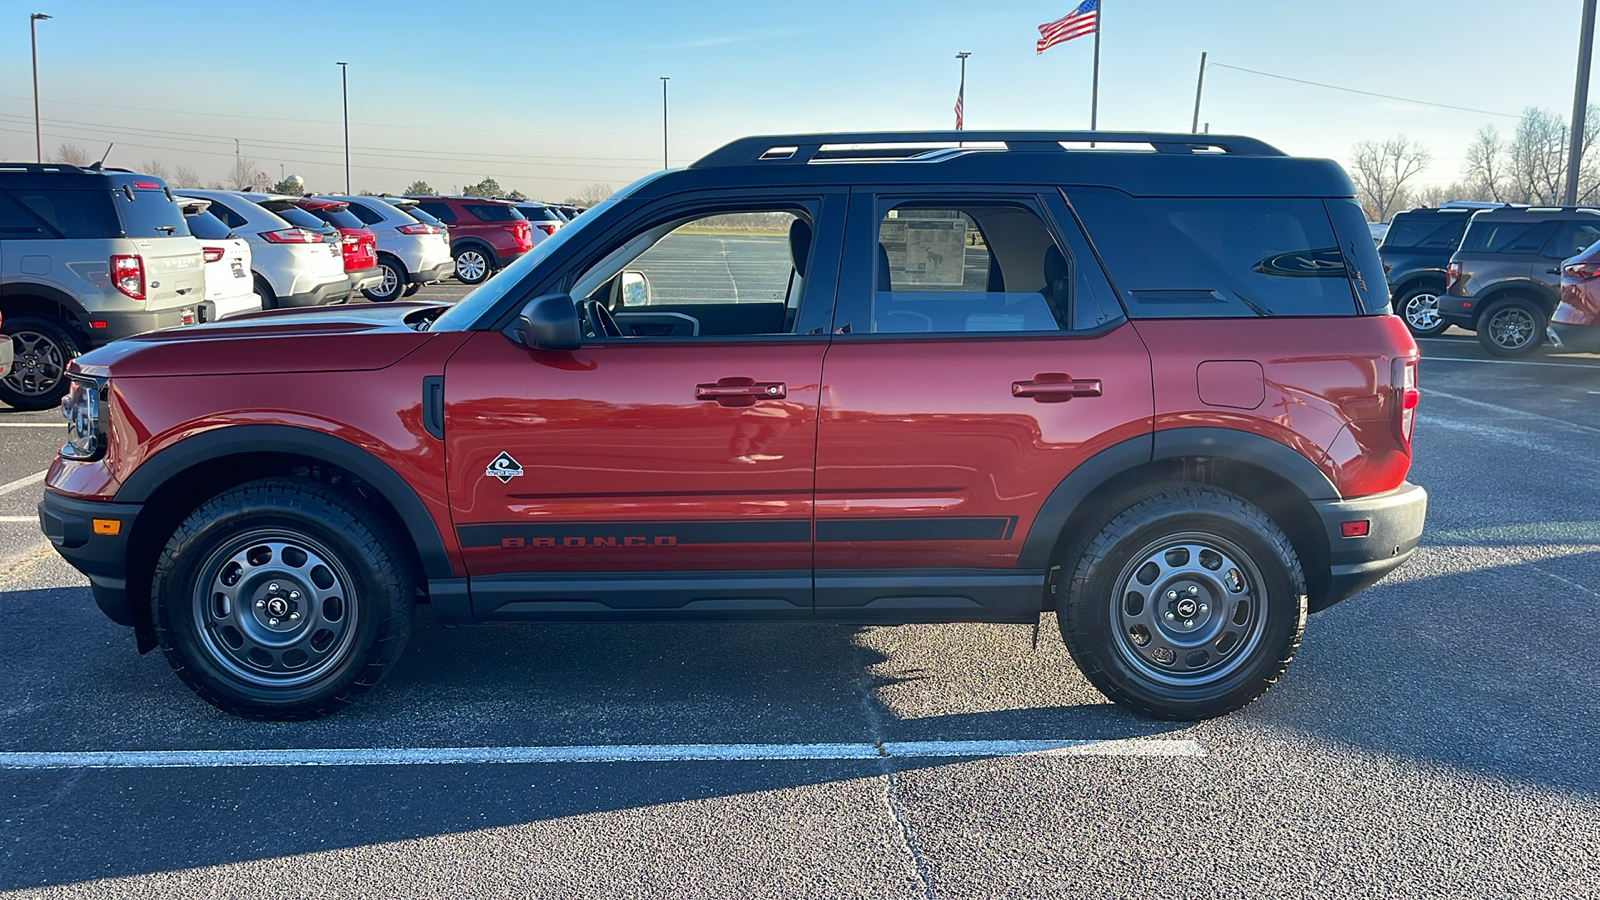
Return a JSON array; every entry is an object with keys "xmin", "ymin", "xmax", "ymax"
[{"xmin": 0, "ymin": 587, "xmax": 1186, "ymax": 890}]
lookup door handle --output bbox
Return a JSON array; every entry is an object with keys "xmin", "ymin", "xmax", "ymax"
[
  {"xmin": 1547, "ymin": 267, "xmax": 1561, "ymax": 274},
  {"xmin": 696, "ymin": 378, "xmax": 786, "ymax": 406},
  {"xmin": 1012, "ymin": 374, "xmax": 1102, "ymax": 402}
]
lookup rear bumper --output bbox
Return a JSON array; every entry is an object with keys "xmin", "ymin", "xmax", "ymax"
[
  {"xmin": 1309, "ymin": 482, "xmax": 1428, "ymax": 612},
  {"xmin": 38, "ymin": 489, "xmax": 140, "ymax": 627},
  {"xmin": 86, "ymin": 305, "xmax": 211, "ymax": 347},
  {"xmin": 1550, "ymin": 321, "xmax": 1600, "ymax": 353},
  {"xmin": 410, "ymin": 262, "xmax": 454, "ymax": 284},
  {"xmin": 346, "ymin": 266, "xmax": 383, "ymax": 292},
  {"xmin": 279, "ymin": 278, "xmax": 352, "ymax": 308}
]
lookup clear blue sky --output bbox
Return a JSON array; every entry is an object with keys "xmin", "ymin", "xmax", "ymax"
[{"xmin": 0, "ymin": 0, "xmax": 1589, "ymax": 199}]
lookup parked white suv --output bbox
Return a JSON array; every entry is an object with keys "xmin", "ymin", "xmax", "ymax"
[
  {"xmin": 182, "ymin": 190, "xmax": 348, "ymax": 309},
  {"xmin": 333, "ymin": 195, "xmax": 453, "ymax": 301},
  {"xmin": 175, "ymin": 197, "xmax": 262, "ymax": 320}
]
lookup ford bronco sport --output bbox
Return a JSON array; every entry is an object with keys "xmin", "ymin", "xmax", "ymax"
[{"xmin": 39, "ymin": 131, "xmax": 1427, "ymax": 721}]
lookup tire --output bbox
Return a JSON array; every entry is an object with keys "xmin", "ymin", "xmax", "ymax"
[
  {"xmin": 0, "ymin": 315, "xmax": 82, "ymax": 411},
  {"xmin": 254, "ymin": 276, "xmax": 280, "ymax": 311},
  {"xmin": 1476, "ymin": 296, "xmax": 1546, "ymax": 357},
  {"xmin": 151, "ymin": 478, "xmax": 414, "ymax": 720},
  {"xmin": 453, "ymin": 246, "xmax": 492, "ymax": 285},
  {"xmin": 402, "ymin": 283, "xmax": 422, "ymax": 297},
  {"xmin": 363, "ymin": 257, "xmax": 406, "ymax": 302},
  {"xmin": 1056, "ymin": 484, "xmax": 1306, "ymax": 720},
  {"xmin": 1397, "ymin": 284, "xmax": 1449, "ymax": 337}
]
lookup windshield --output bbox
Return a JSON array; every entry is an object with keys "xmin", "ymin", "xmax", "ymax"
[{"xmin": 430, "ymin": 190, "xmax": 633, "ymax": 332}]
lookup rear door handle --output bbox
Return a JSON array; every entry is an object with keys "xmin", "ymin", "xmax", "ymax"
[
  {"xmin": 696, "ymin": 378, "xmax": 786, "ymax": 406},
  {"xmin": 1012, "ymin": 374, "xmax": 1102, "ymax": 402},
  {"xmin": 1547, "ymin": 267, "xmax": 1562, "ymax": 274}
]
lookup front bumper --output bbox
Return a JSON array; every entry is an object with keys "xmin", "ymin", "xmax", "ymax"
[
  {"xmin": 38, "ymin": 489, "xmax": 141, "ymax": 627},
  {"xmin": 1309, "ymin": 481, "xmax": 1428, "ymax": 612}
]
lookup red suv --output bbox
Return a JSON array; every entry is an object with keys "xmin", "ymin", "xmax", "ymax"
[
  {"xmin": 406, "ymin": 196, "xmax": 532, "ymax": 285},
  {"xmin": 39, "ymin": 131, "xmax": 1426, "ymax": 721},
  {"xmin": 295, "ymin": 198, "xmax": 380, "ymax": 297}
]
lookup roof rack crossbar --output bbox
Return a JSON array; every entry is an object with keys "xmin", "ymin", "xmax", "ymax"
[{"xmin": 692, "ymin": 131, "xmax": 1284, "ymax": 168}]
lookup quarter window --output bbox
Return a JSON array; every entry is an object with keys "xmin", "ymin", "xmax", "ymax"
[{"xmin": 416, "ymin": 201, "xmax": 456, "ymax": 223}]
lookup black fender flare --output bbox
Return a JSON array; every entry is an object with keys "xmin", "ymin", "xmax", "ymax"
[
  {"xmin": 450, "ymin": 239, "xmax": 500, "ymax": 269},
  {"xmin": 1016, "ymin": 427, "xmax": 1338, "ymax": 569},
  {"xmin": 0, "ymin": 281, "xmax": 93, "ymax": 335},
  {"xmin": 116, "ymin": 424, "xmax": 455, "ymax": 581}
]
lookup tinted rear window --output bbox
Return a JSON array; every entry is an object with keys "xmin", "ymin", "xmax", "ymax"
[
  {"xmin": 1068, "ymin": 189, "xmax": 1362, "ymax": 317},
  {"xmin": 1382, "ymin": 212, "xmax": 1471, "ymax": 250},
  {"xmin": 518, "ymin": 205, "xmax": 561, "ymax": 222},
  {"xmin": 306, "ymin": 206, "xmax": 366, "ymax": 230},
  {"xmin": 466, "ymin": 204, "xmax": 519, "ymax": 222},
  {"xmin": 1459, "ymin": 219, "xmax": 1559, "ymax": 255},
  {"xmin": 405, "ymin": 205, "xmax": 445, "ymax": 226},
  {"xmin": 116, "ymin": 189, "xmax": 190, "ymax": 237},
  {"xmin": 185, "ymin": 209, "xmax": 232, "ymax": 240},
  {"xmin": 2, "ymin": 188, "xmax": 118, "ymax": 238},
  {"xmin": 415, "ymin": 201, "xmax": 455, "ymax": 222},
  {"xmin": 276, "ymin": 206, "xmax": 329, "ymax": 230}
]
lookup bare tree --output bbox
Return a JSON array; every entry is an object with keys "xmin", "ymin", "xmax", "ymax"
[
  {"xmin": 171, "ymin": 165, "xmax": 203, "ymax": 189},
  {"xmin": 138, "ymin": 159, "xmax": 173, "ymax": 182},
  {"xmin": 228, "ymin": 155, "xmax": 271, "ymax": 191},
  {"xmin": 1507, "ymin": 108, "xmax": 1568, "ymax": 204},
  {"xmin": 52, "ymin": 142, "xmax": 91, "ymax": 166},
  {"xmin": 565, "ymin": 182, "xmax": 613, "ymax": 206},
  {"xmin": 1462, "ymin": 126, "xmax": 1509, "ymax": 202},
  {"xmin": 1350, "ymin": 137, "xmax": 1432, "ymax": 222}
]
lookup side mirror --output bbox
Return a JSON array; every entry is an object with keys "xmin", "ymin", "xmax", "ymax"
[
  {"xmin": 621, "ymin": 270, "xmax": 651, "ymax": 307},
  {"xmin": 516, "ymin": 293, "xmax": 581, "ymax": 351}
]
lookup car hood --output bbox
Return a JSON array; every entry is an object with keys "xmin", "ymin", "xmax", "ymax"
[{"xmin": 72, "ymin": 302, "xmax": 452, "ymax": 379}]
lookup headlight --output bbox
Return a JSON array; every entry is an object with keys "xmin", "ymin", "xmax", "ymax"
[{"xmin": 60, "ymin": 376, "xmax": 107, "ymax": 462}]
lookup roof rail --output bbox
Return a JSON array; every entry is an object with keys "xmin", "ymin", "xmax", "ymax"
[
  {"xmin": 692, "ymin": 131, "xmax": 1285, "ymax": 169},
  {"xmin": 0, "ymin": 162, "xmax": 94, "ymax": 174}
]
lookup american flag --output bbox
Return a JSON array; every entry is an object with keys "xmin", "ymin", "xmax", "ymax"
[
  {"xmin": 1037, "ymin": 0, "xmax": 1099, "ymax": 54},
  {"xmin": 954, "ymin": 83, "xmax": 964, "ymax": 130}
]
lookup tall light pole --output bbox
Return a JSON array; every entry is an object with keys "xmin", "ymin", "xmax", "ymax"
[
  {"xmin": 30, "ymin": 13, "xmax": 51, "ymax": 164},
  {"xmin": 337, "ymin": 61, "xmax": 351, "ymax": 194},
  {"xmin": 1191, "ymin": 52, "xmax": 1207, "ymax": 134},
  {"xmin": 660, "ymin": 76, "xmax": 670, "ymax": 170},
  {"xmin": 1566, "ymin": 0, "xmax": 1597, "ymax": 206},
  {"xmin": 955, "ymin": 52, "xmax": 970, "ymax": 131}
]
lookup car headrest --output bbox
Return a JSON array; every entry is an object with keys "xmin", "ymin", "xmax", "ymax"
[{"xmin": 789, "ymin": 218, "xmax": 813, "ymax": 278}]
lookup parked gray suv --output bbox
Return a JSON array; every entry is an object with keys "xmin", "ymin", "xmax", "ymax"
[
  {"xmin": 1444, "ymin": 206, "xmax": 1600, "ymax": 356},
  {"xmin": 0, "ymin": 164, "xmax": 204, "ymax": 409}
]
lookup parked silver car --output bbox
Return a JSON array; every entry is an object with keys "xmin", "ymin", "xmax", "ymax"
[
  {"xmin": 181, "ymin": 190, "xmax": 349, "ymax": 309},
  {"xmin": 334, "ymin": 195, "xmax": 454, "ymax": 301},
  {"xmin": 0, "ymin": 163, "xmax": 205, "ymax": 409}
]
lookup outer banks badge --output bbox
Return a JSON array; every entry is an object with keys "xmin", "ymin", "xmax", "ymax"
[{"xmin": 486, "ymin": 452, "xmax": 524, "ymax": 484}]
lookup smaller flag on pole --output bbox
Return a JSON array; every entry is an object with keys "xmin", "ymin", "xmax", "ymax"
[
  {"xmin": 1037, "ymin": 0, "xmax": 1099, "ymax": 54},
  {"xmin": 954, "ymin": 84, "xmax": 964, "ymax": 130}
]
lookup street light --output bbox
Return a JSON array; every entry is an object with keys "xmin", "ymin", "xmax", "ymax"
[
  {"xmin": 660, "ymin": 76, "xmax": 670, "ymax": 170},
  {"xmin": 337, "ymin": 61, "xmax": 350, "ymax": 194},
  {"xmin": 30, "ymin": 12, "xmax": 51, "ymax": 164}
]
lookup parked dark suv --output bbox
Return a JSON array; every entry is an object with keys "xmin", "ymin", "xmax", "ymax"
[
  {"xmin": 406, "ymin": 195, "xmax": 532, "ymax": 285},
  {"xmin": 40, "ymin": 131, "xmax": 1426, "ymax": 722},
  {"xmin": 1444, "ymin": 206, "xmax": 1600, "ymax": 355},
  {"xmin": 1380, "ymin": 203, "xmax": 1502, "ymax": 337}
]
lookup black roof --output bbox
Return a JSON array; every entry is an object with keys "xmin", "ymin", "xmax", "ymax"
[
  {"xmin": 0, "ymin": 162, "xmax": 170, "ymax": 191},
  {"xmin": 627, "ymin": 131, "xmax": 1356, "ymax": 199}
]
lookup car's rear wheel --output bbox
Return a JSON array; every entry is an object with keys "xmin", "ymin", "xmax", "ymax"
[
  {"xmin": 1398, "ymin": 285, "xmax": 1448, "ymax": 337},
  {"xmin": 454, "ymin": 247, "xmax": 491, "ymax": 285},
  {"xmin": 402, "ymin": 283, "xmax": 422, "ymax": 297},
  {"xmin": 1056, "ymin": 484, "xmax": 1306, "ymax": 720},
  {"xmin": 0, "ymin": 315, "xmax": 81, "ymax": 411},
  {"xmin": 151, "ymin": 478, "xmax": 414, "ymax": 720},
  {"xmin": 363, "ymin": 258, "xmax": 405, "ymax": 302},
  {"xmin": 1477, "ymin": 296, "xmax": 1546, "ymax": 357},
  {"xmin": 254, "ymin": 276, "xmax": 279, "ymax": 311}
]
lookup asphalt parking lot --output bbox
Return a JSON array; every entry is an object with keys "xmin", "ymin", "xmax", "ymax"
[{"xmin": 2, "ymin": 298, "xmax": 1599, "ymax": 897}]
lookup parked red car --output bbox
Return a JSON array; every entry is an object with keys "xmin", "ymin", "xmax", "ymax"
[
  {"xmin": 406, "ymin": 195, "xmax": 532, "ymax": 285},
  {"xmin": 295, "ymin": 198, "xmax": 382, "ymax": 298},
  {"xmin": 1549, "ymin": 239, "xmax": 1600, "ymax": 351}
]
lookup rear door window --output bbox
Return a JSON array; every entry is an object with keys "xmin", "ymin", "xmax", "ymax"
[
  {"xmin": 0, "ymin": 190, "xmax": 49, "ymax": 238},
  {"xmin": 1543, "ymin": 221, "xmax": 1600, "ymax": 259},
  {"xmin": 1459, "ymin": 220, "xmax": 1559, "ymax": 255},
  {"xmin": 1067, "ymin": 189, "xmax": 1361, "ymax": 317},
  {"xmin": 115, "ymin": 189, "xmax": 190, "ymax": 237},
  {"xmin": 5, "ymin": 188, "xmax": 117, "ymax": 238},
  {"xmin": 406, "ymin": 206, "xmax": 446, "ymax": 227},
  {"xmin": 416, "ymin": 201, "xmax": 456, "ymax": 223}
]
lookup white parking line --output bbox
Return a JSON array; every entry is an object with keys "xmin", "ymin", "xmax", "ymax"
[
  {"xmin": 0, "ymin": 423, "xmax": 62, "ymax": 428},
  {"xmin": 0, "ymin": 738, "xmax": 1205, "ymax": 769},
  {"xmin": 0, "ymin": 470, "xmax": 47, "ymax": 497},
  {"xmin": 0, "ymin": 516, "xmax": 35, "ymax": 523}
]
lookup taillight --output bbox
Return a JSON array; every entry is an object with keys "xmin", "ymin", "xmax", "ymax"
[
  {"xmin": 1564, "ymin": 262, "xmax": 1600, "ymax": 280},
  {"xmin": 1445, "ymin": 261, "xmax": 1461, "ymax": 291},
  {"xmin": 260, "ymin": 228, "xmax": 323, "ymax": 244},
  {"xmin": 396, "ymin": 223, "xmax": 440, "ymax": 235},
  {"xmin": 504, "ymin": 222, "xmax": 532, "ymax": 250},
  {"xmin": 534, "ymin": 222, "xmax": 556, "ymax": 236},
  {"xmin": 202, "ymin": 247, "xmax": 225, "ymax": 263},
  {"xmin": 1392, "ymin": 357, "xmax": 1419, "ymax": 451},
  {"xmin": 110, "ymin": 254, "xmax": 145, "ymax": 300}
]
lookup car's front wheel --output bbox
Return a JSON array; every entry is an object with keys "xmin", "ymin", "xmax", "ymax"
[
  {"xmin": 1398, "ymin": 285, "xmax": 1449, "ymax": 337},
  {"xmin": 1057, "ymin": 485, "xmax": 1306, "ymax": 720},
  {"xmin": 151, "ymin": 478, "xmax": 414, "ymax": 720},
  {"xmin": 454, "ymin": 246, "xmax": 492, "ymax": 285},
  {"xmin": 0, "ymin": 315, "xmax": 82, "ymax": 411},
  {"xmin": 1477, "ymin": 296, "xmax": 1547, "ymax": 357}
]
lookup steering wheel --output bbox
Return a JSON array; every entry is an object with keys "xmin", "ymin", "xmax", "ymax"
[{"xmin": 583, "ymin": 299, "xmax": 623, "ymax": 339}]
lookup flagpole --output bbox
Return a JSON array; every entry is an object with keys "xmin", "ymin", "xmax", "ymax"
[
  {"xmin": 1090, "ymin": 1, "xmax": 1101, "ymax": 131},
  {"xmin": 956, "ymin": 51, "xmax": 970, "ymax": 131}
]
